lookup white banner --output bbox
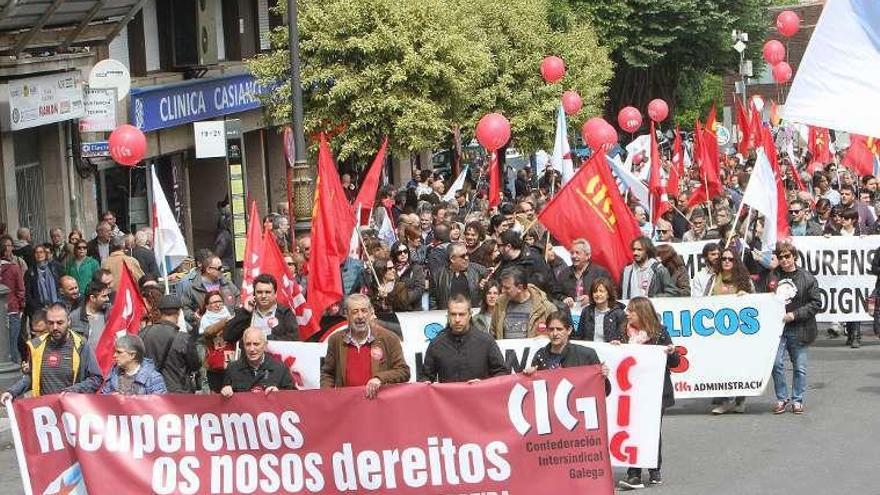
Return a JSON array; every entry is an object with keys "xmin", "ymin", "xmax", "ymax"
[
  {"xmin": 4, "ymin": 71, "xmax": 84, "ymax": 130},
  {"xmin": 80, "ymin": 87, "xmax": 117, "ymax": 132},
  {"xmin": 268, "ymin": 338, "xmax": 666, "ymax": 469},
  {"xmin": 669, "ymin": 237, "xmax": 880, "ymax": 322}
]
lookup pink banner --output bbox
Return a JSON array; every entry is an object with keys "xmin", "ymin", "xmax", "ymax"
[{"xmin": 10, "ymin": 367, "xmax": 613, "ymax": 495}]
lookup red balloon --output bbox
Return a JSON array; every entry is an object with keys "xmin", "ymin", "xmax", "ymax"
[
  {"xmin": 776, "ymin": 10, "xmax": 801, "ymax": 38},
  {"xmin": 762, "ymin": 40, "xmax": 786, "ymax": 65},
  {"xmin": 540, "ymin": 56, "xmax": 566, "ymax": 84},
  {"xmin": 582, "ymin": 118, "xmax": 617, "ymax": 150},
  {"xmin": 475, "ymin": 113, "xmax": 511, "ymax": 152},
  {"xmin": 647, "ymin": 99, "xmax": 669, "ymax": 123},
  {"xmin": 772, "ymin": 62, "xmax": 793, "ymax": 84},
  {"xmin": 109, "ymin": 124, "xmax": 147, "ymax": 167},
  {"xmin": 617, "ymin": 106, "xmax": 643, "ymax": 133},
  {"xmin": 561, "ymin": 91, "xmax": 583, "ymax": 115}
]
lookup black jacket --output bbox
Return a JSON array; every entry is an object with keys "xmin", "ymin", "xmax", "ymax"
[
  {"xmin": 23, "ymin": 260, "xmax": 63, "ymax": 315},
  {"xmin": 419, "ymin": 326, "xmax": 509, "ymax": 383},
  {"xmin": 530, "ymin": 342, "xmax": 611, "ymax": 395},
  {"xmin": 495, "ymin": 249, "xmax": 560, "ymax": 299},
  {"xmin": 139, "ymin": 320, "xmax": 201, "ymax": 393},
  {"xmin": 132, "ymin": 245, "xmax": 160, "ymax": 278},
  {"xmin": 397, "ymin": 263, "xmax": 427, "ymax": 311},
  {"xmin": 557, "ymin": 262, "xmax": 612, "ymax": 301},
  {"xmin": 224, "ymin": 305, "xmax": 300, "ymax": 343},
  {"xmin": 430, "ymin": 264, "xmax": 487, "ymax": 310},
  {"xmin": 576, "ymin": 301, "xmax": 626, "ymax": 342},
  {"xmin": 224, "ymin": 354, "xmax": 295, "ymax": 392},
  {"xmin": 764, "ymin": 267, "xmax": 822, "ymax": 345}
]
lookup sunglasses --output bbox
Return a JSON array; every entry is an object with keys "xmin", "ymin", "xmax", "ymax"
[
  {"xmin": 789, "ymin": 209, "xmax": 802, "ymax": 214},
  {"xmin": 721, "ymin": 256, "xmax": 735, "ymax": 262},
  {"xmin": 778, "ymin": 253, "xmax": 794, "ymax": 260}
]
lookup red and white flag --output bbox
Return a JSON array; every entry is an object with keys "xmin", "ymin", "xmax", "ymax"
[
  {"xmin": 259, "ymin": 229, "xmax": 319, "ymax": 336},
  {"xmin": 240, "ymin": 200, "xmax": 263, "ymax": 305},
  {"xmin": 95, "ymin": 265, "xmax": 145, "ymax": 375}
]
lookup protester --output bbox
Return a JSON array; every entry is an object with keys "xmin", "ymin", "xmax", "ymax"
[
  {"xmin": 525, "ymin": 311, "xmax": 610, "ymax": 393},
  {"xmin": 225, "ymin": 273, "xmax": 299, "ymax": 343},
  {"xmin": 576, "ymin": 277, "xmax": 626, "ymax": 342},
  {"xmin": 64, "ymin": 239, "xmax": 100, "ymax": 296},
  {"xmin": 69, "ymin": 281, "xmax": 111, "ymax": 351},
  {"xmin": 494, "ymin": 230, "xmax": 557, "ymax": 297},
  {"xmin": 58, "ymin": 275, "xmax": 80, "ymax": 311},
  {"xmin": 1, "ymin": 304, "xmax": 102, "ymax": 402},
  {"xmin": 87, "ymin": 222, "xmax": 114, "ymax": 263},
  {"xmin": 367, "ymin": 259, "xmax": 409, "ymax": 318},
  {"xmin": 471, "ymin": 281, "xmax": 500, "ymax": 334},
  {"xmin": 419, "ymin": 296, "xmax": 508, "ymax": 383},
  {"xmin": 101, "ymin": 236, "xmax": 144, "ymax": 290},
  {"xmin": 620, "ymin": 236, "xmax": 677, "ymax": 299},
  {"xmin": 430, "ymin": 242, "xmax": 487, "ymax": 309},
  {"xmin": 656, "ymin": 244, "xmax": 691, "ymax": 296},
  {"xmin": 492, "ymin": 268, "xmax": 557, "ymax": 339},
  {"xmin": 690, "ymin": 242, "xmax": 720, "ymax": 296},
  {"xmin": 557, "ymin": 238, "xmax": 611, "ymax": 308},
  {"xmin": 13, "ymin": 227, "xmax": 35, "ymax": 268},
  {"xmin": 24, "ymin": 244, "xmax": 62, "ymax": 316},
  {"xmin": 139, "ymin": 295, "xmax": 200, "ymax": 393},
  {"xmin": 180, "ymin": 254, "xmax": 240, "ymax": 331},
  {"xmin": 682, "ymin": 211, "xmax": 709, "ymax": 242},
  {"xmin": 788, "ymin": 199, "xmax": 823, "ymax": 236},
  {"xmin": 389, "ymin": 242, "xmax": 426, "ymax": 311},
  {"xmin": 0, "ymin": 242, "xmax": 25, "ymax": 363},
  {"xmin": 764, "ymin": 241, "xmax": 822, "ymax": 414},
  {"xmin": 221, "ymin": 327, "xmax": 295, "ymax": 396},
  {"xmin": 100, "ymin": 334, "xmax": 167, "ymax": 395},
  {"xmin": 615, "ymin": 297, "xmax": 680, "ymax": 490},
  {"xmin": 321, "ymin": 295, "xmax": 410, "ymax": 397},
  {"xmin": 131, "ymin": 229, "xmax": 160, "ymax": 278}
]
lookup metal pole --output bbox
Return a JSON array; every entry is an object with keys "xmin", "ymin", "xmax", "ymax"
[{"xmin": 288, "ymin": 0, "xmax": 311, "ymax": 231}]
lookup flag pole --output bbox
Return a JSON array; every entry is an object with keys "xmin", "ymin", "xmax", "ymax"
[{"xmin": 354, "ymin": 224, "xmax": 381, "ymax": 287}]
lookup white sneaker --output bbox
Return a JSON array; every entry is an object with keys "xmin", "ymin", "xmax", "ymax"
[{"xmin": 711, "ymin": 400, "xmax": 736, "ymax": 415}]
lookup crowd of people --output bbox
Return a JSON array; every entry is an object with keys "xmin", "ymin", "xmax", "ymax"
[{"xmin": 0, "ymin": 139, "xmax": 876, "ymax": 491}]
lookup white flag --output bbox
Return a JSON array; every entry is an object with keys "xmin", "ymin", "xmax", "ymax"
[
  {"xmin": 443, "ymin": 165, "xmax": 469, "ymax": 202},
  {"xmin": 550, "ymin": 106, "xmax": 575, "ymax": 183},
  {"xmin": 741, "ymin": 149, "xmax": 780, "ymax": 250},
  {"xmin": 150, "ymin": 165, "xmax": 189, "ymax": 274},
  {"xmin": 784, "ymin": 0, "xmax": 880, "ymax": 137},
  {"xmin": 608, "ymin": 154, "xmax": 650, "ymax": 208},
  {"xmin": 378, "ymin": 208, "xmax": 397, "ymax": 247}
]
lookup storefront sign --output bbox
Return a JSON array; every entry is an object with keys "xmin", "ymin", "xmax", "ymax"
[
  {"xmin": 80, "ymin": 87, "xmax": 117, "ymax": 132},
  {"xmin": 5, "ymin": 71, "xmax": 84, "ymax": 131},
  {"xmin": 80, "ymin": 141, "xmax": 110, "ymax": 158},
  {"xmin": 130, "ymin": 73, "xmax": 275, "ymax": 132},
  {"xmin": 10, "ymin": 369, "xmax": 615, "ymax": 494},
  {"xmin": 194, "ymin": 121, "xmax": 227, "ymax": 158}
]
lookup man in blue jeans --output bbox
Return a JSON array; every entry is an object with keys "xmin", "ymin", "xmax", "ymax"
[{"xmin": 765, "ymin": 241, "xmax": 822, "ymax": 415}]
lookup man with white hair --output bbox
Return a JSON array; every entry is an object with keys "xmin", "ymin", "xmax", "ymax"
[
  {"xmin": 557, "ymin": 239, "xmax": 611, "ymax": 308},
  {"xmin": 222, "ymin": 327, "xmax": 295, "ymax": 396},
  {"xmin": 654, "ymin": 218, "xmax": 679, "ymax": 243},
  {"xmin": 132, "ymin": 228, "xmax": 159, "ymax": 278},
  {"xmin": 321, "ymin": 295, "xmax": 410, "ymax": 398}
]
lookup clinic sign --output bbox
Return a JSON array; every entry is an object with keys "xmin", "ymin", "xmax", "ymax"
[
  {"xmin": 5, "ymin": 71, "xmax": 85, "ymax": 130},
  {"xmin": 129, "ymin": 73, "xmax": 276, "ymax": 132}
]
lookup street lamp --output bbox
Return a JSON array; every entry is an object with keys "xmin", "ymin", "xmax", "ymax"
[
  {"xmin": 288, "ymin": 0, "xmax": 311, "ymax": 231},
  {"xmin": 732, "ymin": 30, "xmax": 752, "ymax": 106}
]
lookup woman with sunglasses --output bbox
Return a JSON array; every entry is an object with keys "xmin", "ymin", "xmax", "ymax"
[
  {"xmin": 615, "ymin": 297, "xmax": 680, "ymax": 490},
  {"xmin": 390, "ymin": 242, "xmax": 426, "ymax": 311},
  {"xmin": 201, "ymin": 290, "xmax": 236, "ymax": 393},
  {"xmin": 709, "ymin": 247, "xmax": 755, "ymax": 415},
  {"xmin": 64, "ymin": 240, "xmax": 100, "ymax": 297}
]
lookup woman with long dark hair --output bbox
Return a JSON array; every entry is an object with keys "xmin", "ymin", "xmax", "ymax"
[
  {"xmin": 655, "ymin": 244, "xmax": 690, "ymax": 296},
  {"xmin": 615, "ymin": 296, "xmax": 680, "ymax": 490},
  {"xmin": 472, "ymin": 281, "xmax": 500, "ymax": 334},
  {"xmin": 575, "ymin": 277, "xmax": 626, "ymax": 342}
]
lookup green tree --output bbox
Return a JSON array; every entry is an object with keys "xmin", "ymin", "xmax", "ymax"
[
  {"xmin": 572, "ymin": 0, "xmax": 769, "ymax": 119},
  {"xmin": 249, "ymin": 0, "xmax": 613, "ymax": 159}
]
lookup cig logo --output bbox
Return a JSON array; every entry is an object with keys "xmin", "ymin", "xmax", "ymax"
[{"xmin": 507, "ymin": 379, "xmax": 599, "ymax": 436}]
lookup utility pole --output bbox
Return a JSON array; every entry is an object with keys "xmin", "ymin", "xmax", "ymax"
[{"xmin": 288, "ymin": 0, "xmax": 312, "ymax": 231}]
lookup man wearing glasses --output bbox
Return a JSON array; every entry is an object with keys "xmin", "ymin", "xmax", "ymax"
[
  {"xmin": 180, "ymin": 254, "xmax": 240, "ymax": 331},
  {"xmin": 430, "ymin": 242, "xmax": 486, "ymax": 310},
  {"xmin": 765, "ymin": 242, "xmax": 821, "ymax": 415},
  {"xmin": 788, "ymin": 199, "xmax": 823, "ymax": 236}
]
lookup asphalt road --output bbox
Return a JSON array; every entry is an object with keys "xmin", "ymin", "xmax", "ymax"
[{"xmin": 0, "ymin": 334, "xmax": 877, "ymax": 494}]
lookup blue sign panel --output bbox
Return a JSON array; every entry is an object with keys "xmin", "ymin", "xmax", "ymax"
[
  {"xmin": 129, "ymin": 73, "xmax": 275, "ymax": 132},
  {"xmin": 80, "ymin": 141, "xmax": 110, "ymax": 158}
]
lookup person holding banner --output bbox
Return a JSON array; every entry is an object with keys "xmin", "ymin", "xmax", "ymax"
[
  {"xmin": 709, "ymin": 248, "xmax": 755, "ymax": 415},
  {"xmin": 100, "ymin": 334, "xmax": 167, "ymax": 395},
  {"xmin": 1, "ymin": 303, "xmax": 102, "ymax": 403},
  {"xmin": 615, "ymin": 296, "xmax": 680, "ymax": 490},
  {"xmin": 765, "ymin": 241, "xmax": 821, "ymax": 415},
  {"xmin": 321, "ymin": 295, "xmax": 410, "ymax": 398},
  {"xmin": 221, "ymin": 327, "xmax": 295, "ymax": 396},
  {"xmin": 575, "ymin": 277, "xmax": 625, "ymax": 342},
  {"xmin": 419, "ymin": 296, "xmax": 508, "ymax": 383},
  {"xmin": 524, "ymin": 310, "xmax": 610, "ymax": 394}
]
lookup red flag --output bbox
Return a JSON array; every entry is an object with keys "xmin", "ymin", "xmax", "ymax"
[
  {"xmin": 808, "ymin": 126, "xmax": 833, "ymax": 168},
  {"xmin": 352, "ymin": 137, "xmax": 389, "ymax": 222},
  {"xmin": 307, "ymin": 135, "xmax": 355, "ymax": 324},
  {"xmin": 843, "ymin": 134, "xmax": 880, "ymax": 177},
  {"xmin": 667, "ymin": 126, "xmax": 684, "ymax": 198},
  {"xmin": 762, "ymin": 127, "xmax": 790, "ymax": 240},
  {"xmin": 748, "ymin": 100, "xmax": 763, "ymax": 152},
  {"xmin": 537, "ymin": 153, "xmax": 640, "ymax": 284},
  {"xmin": 735, "ymin": 99, "xmax": 751, "ymax": 156},
  {"xmin": 488, "ymin": 151, "xmax": 501, "ymax": 207},
  {"xmin": 95, "ymin": 265, "xmax": 145, "ymax": 375},
  {"xmin": 705, "ymin": 104, "xmax": 717, "ymax": 134},
  {"xmin": 240, "ymin": 200, "xmax": 263, "ymax": 305},
  {"xmin": 788, "ymin": 161, "xmax": 807, "ymax": 193},
  {"xmin": 259, "ymin": 229, "xmax": 320, "ymax": 339},
  {"xmin": 648, "ymin": 122, "xmax": 668, "ymax": 221},
  {"xmin": 695, "ymin": 121, "xmax": 722, "ymax": 195}
]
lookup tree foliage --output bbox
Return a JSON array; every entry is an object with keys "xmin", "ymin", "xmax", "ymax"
[
  {"xmin": 249, "ymin": 0, "xmax": 613, "ymax": 160},
  {"xmin": 572, "ymin": 0, "xmax": 769, "ymax": 118}
]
